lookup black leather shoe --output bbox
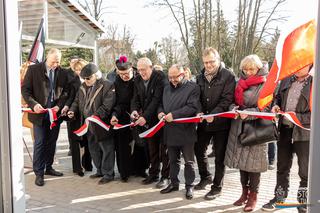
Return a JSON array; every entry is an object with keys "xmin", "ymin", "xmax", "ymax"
[
  {"xmin": 137, "ymin": 171, "xmax": 148, "ymax": 178},
  {"xmin": 156, "ymin": 178, "xmax": 169, "ymax": 189},
  {"xmin": 98, "ymin": 177, "xmax": 113, "ymax": 185},
  {"xmin": 35, "ymin": 175, "xmax": 44, "ymax": 186},
  {"xmin": 186, "ymin": 188, "xmax": 193, "ymax": 200},
  {"xmin": 204, "ymin": 188, "xmax": 221, "ymax": 200},
  {"xmin": 45, "ymin": 169, "xmax": 63, "ymax": 176},
  {"xmin": 160, "ymin": 184, "xmax": 179, "ymax": 194},
  {"xmin": 75, "ymin": 171, "xmax": 84, "ymax": 177},
  {"xmin": 89, "ymin": 173, "xmax": 103, "ymax": 179},
  {"xmin": 194, "ymin": 178, "xmax": 212, "ymax": 190},
  {"xmin": 121, "ymin": 177, "xmax": 129, "ymax": 183},
  {"xmin": 142, "ymin": 176, "xmax": 159, "ymax": 185}
]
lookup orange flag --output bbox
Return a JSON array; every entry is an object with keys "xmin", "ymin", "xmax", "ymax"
[{"xmin": 258, "ymin": 19, "xmax": 316, "ymax": 109}]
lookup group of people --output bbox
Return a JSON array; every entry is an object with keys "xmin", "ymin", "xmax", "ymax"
[{"xmin": 21, "ymin": 47, "xmax": 311, "ymax": 213}]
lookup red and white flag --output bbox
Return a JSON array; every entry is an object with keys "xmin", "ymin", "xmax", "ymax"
[
  {"xmin": 28, "ymin": 17, "xmax": 46, "ymax": 64},
  {"xmin": 258, "ymin": 19, "xmax": 316, "ymax": 109}
]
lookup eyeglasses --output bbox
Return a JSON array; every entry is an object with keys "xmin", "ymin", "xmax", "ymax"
[
  {"xmin": 203, "ymin": 60, "xmax": 218, "ymax": 65},
  {"xmin": 118, "ymin": 69, "xmax": 132, "ymax": 77},
  {"xmin": 84, "ymin": 75, "xmax": 93, "ymax": 80},
  {"xmin": 168, "ymin": 73, "xmax": 183, "ymax": 80}
]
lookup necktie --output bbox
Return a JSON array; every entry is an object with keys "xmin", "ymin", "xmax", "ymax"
[{"xmin": 49, "ymin": 69, "xmax": 54, "ymax": 102}]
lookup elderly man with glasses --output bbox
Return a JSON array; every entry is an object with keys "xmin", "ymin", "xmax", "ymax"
[{"xmin": 68, "ymin": 63, "xmax": 116, "ymax": 185}]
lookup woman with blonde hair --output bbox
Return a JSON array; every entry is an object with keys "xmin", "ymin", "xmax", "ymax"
[
  {"xmin": 63, "ymin": 58, "xmax": 92, "ymax": 176},
  {"xmin": 224, "ymin": 54, "xmax": 270, "ymax": 212}
]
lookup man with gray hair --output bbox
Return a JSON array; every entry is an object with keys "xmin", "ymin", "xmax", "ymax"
[
  {"xmin": 131, "ymin": 57, "xmax": 170, "ymax": 188},
  {"xmin": 158, "ymin": 64, "xmax": 200, "ymax": 199},
  {"xmin": 68, "ymin": 63, "xmax": 116, "ymax": 185},
  {"xmin": 22, "ymin": 48, "xmax": 69, "ymax": 186}
]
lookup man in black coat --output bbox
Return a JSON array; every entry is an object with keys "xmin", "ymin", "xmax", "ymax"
[
  {"xmin": 68, "ymin": 63, "xmax": 116, "ymax": 185},
  {"xmin": 195, "ymin": 47, "xmax": 236, "ymax": 200},
  {"xmin": 22, "ymin": 48, "xmax": 69, "ymax": 186},
  {"xmin": 110, "ymin": 56, "xmax": 147, "ymax": 182},
  {"xmin": 262, "ymin": 65, "xmax": 312, "ymax": 213},
  {"xmin": 131, "ymin": 57, "xmax": 170, "ymax": 188},
  {"xmin": 158, "ymin": 64, "xmax": 200, "ymax": 199}
]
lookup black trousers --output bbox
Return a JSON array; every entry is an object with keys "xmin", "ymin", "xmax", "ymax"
[
  {"xmin": 275, "ymin": 126, "xmax": 309, "ymax": 201},
  {"xmin": 115, "ymin": 128, "xmax": 132, "ymax": 179},
  {"xmin": 240, "ymin": 170, "xmax": 261, "ymax": 193},
  {"xmin": 168, "ymin": 144, "xmax": 195, "ymax": 188},
  {"xmin": 146, "ymin": 131, "xmax": 170, "ymax": 179},
  {"xmin": 195, "ymin": 129, "xmax": 229, "ymax": 190},
  {"xmin": 33, "ymin": 117, "xmax": 60, "ymax": 176},
  {"xmin": 67, "ymin": 122, "xmax": 92, "ymax": 172}
]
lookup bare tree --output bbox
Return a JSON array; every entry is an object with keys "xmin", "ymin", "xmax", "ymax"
[
  {"xmin": 231, "ymin": 0, "xmax": 286, "ymax": 74},
  {"xmin": 78, "ymin": 0, "xmax": 110, "ymax": 21},
  {"xmin": 98, "ymin": 24, "xmax": 135, "ymax": 72}
]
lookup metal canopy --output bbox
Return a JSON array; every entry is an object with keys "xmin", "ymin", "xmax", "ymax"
[{"xmin": 18, "ymin": 0, "xmax": 105, "ymax": 49}]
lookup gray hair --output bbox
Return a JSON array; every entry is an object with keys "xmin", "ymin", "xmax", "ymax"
[
  {"xmin": 47, "ymin": 48, "xmax": 61, "ymax": 58},
  {"xmin": 137, "ymin": 57, "xmax": 152, "ymax": 67},
  {"xmin": 95, "ymin": 70, "xmax": 102, "ymax": 80}
]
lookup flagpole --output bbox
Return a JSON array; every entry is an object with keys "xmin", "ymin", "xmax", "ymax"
[{"xmin": 308, "ymin": 1, "xmax": 320, "ymax": 212}]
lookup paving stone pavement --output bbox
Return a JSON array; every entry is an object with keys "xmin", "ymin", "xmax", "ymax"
[{"xmin": 23, "ymin": 124, "xmax": 301, "ymax": 213}]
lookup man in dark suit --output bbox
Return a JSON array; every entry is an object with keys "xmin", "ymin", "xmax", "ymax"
[
  {"xmin": 131, "ymin": 57, "xmax": 170, "ymax": 188},
  {"xmin": 195, "ymin": 47, "xmax": 236, "ymax": 200},
  {"xmin": 22, "ymin": 48, "xmax": 69, "ymax": 186},
  {"xmin": 158, "ymin": 64, "xmax": 200, "ymax": 199}
]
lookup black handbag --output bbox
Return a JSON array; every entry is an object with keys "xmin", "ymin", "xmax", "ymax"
[{"xmin": 239, "ymin": 118, "xmax": 278, "ymax": 146}]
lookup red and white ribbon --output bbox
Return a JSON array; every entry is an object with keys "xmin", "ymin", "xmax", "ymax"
[
  {"xmin": 138, "ymin": 110, "xmax": 310, "ymax": 138},
  {"xmin": 113, "ymin": 122, "xmax": 135, "ymax": 130},
  {"xmin": 138, "ymin": 118, "xmax": 165, "ymax": 138},
  {"xmin": 279, "ymin": 111, "xmax": 310, "ymax": 130},
  {"xmin": 22, "ymin": 107, "xmax": 58, "ymax": 129},
  {"xmin": 47, "ymin": 108, "xmax": 58, "ymax": 129},
  {"xmin": 74, "ymin": 115, "xmax": 110, "ymax": 136}
]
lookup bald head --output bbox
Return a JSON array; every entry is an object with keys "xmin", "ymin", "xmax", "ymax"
[{"xmin": 168, "ymin": 64, "xmax": 184, "ymax": 87}]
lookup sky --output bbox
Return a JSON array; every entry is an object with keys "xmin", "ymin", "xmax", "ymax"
[{"xmin": 101, "ymin": 0, "xmax": 318, "ymax": 52}]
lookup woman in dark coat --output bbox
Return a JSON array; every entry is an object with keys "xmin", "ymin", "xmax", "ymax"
[
  {"xmin": 62, "ymin": 59, "xmax": 92, "ymax": 176},
  {"xmin": 224, "ymin": 54, "xmax": 269, "ymax": 212}
]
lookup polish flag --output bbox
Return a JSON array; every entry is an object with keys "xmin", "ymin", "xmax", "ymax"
[{"xmin": 258, "ymin": 19, "xmax": 316, "ymax": 109}]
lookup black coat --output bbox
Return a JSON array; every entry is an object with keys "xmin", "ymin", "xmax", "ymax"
[
  {"xmin": 113, "ymin": 75, "xmax": 134, "ymax": 124},
  {"xmin": 196, "ymin": 66, "xmax": 236, "ymax": 132},
  {"xmin": 159, "ymin": 81, "xmax": 200, "ymax": 146},
  {"xmin": 64, "ymin": 68, "xmax": 83, "ymax": 142},
  {"xmin": 274, "ymin": 75, "xmax": 312, "ymax": 142},
  {"xmin": 131, "ymin": 70, "xmax": 166, "ymax": 127},
  {"xmin": 70, "ymin": 78, "xmax": 115, "ymax": 143},
  {"xmin": 21, "ymin": 62, "xmax": 69, "ymax": 126}
]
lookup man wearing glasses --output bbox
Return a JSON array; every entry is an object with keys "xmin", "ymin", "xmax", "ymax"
[
  {"xmin": 195, "ymin": 47, "xmax": 236, "ymax": 200},
  {"xmin": 131, "ymin": 57, "xmax": 170, "ymax": 188},
  {"xmin": 158, "ymin": 64, "xmax": 200, "ymax": 199},
  {"xmin": 68, "ymin": 63, "xmax": 116, "ymax": 185}
]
